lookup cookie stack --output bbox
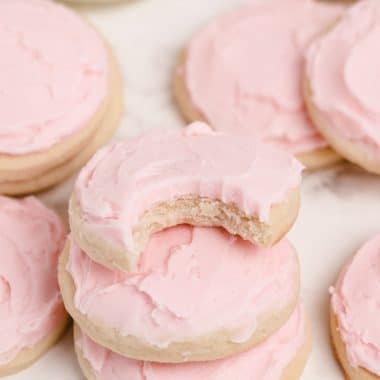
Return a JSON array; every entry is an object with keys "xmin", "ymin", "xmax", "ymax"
[
  {"xmin": 58, "ymin": 123, "xmax": 310, "ymax": 379},
  {"xmin": 0, "ymin": 0, "xmax": 123, "ymax": 196}
]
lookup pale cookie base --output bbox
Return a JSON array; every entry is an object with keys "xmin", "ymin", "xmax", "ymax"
[
  {"xmin": 74, "ymin": 318, "xmax": 312, "ymax": 380},
  {"xmin": 173, "ymin": 51, "xmax": 342, "ymax": 170},
  {"xmin": 0, "ymin": 41, "xmax": 122, "ymax": 182},
  {"xmin": 330, "ymin": 311, "xmax": 379, "ymax": 380},
  {"xmin": 0, "ymin": 314, "xmax": 70, "ymax": 377},
  {"xmin": 0, "ymin": 64, "xmax": 123, "ymax": 196},
  {"xmin": 304, "ymin": 78, "xmax": 380, "ymax": 175},
  {"xmin": 58, "ymin": 243, "xmax": 300, "ymax": 363},
  {"xmin": 69, "ymin": 186, "xmax": 299, "ymax": 271}
]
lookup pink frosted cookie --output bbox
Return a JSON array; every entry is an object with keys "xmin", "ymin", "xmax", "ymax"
[
  {"xmin": 74, "ymin": 304, "xmax": 311, "ymax": 380},
  {"xmin": 0, "ymin": 0, "xmax": 123, "ymax": 194},
  {"xmin": 305, "ymin": 0, "xmax": 380, "ymax": 175},
  {"xmin": 69, "ymin": 122, "xmax": 302, "ymax": 271},
  {"xmin": 59, "ymin": 226, "xmax": 300, "ymax": 363},
  {"xmin": 0, "ymin": 196, "xmax": 68, "ymax": 376},
  {"xmin": 330, "ymin": 234, "xmax": 380, "ymax": 379},
  {"xmin": 175, "ymin": 0, "xmax": 345, "ymax": 169}
]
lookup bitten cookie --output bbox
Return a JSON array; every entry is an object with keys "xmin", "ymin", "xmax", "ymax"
[
  {"xmin": 0, "ymin": 0, "xmax": 123, "ymax": 194},
  {"xmin": 59, "ymin": 226, "xmax": 300, "ymax": 363},
  {"xmin": 330, "ymin": 234, "xmax": 380, "ymax": 379},
  {"xmin": 0, "ymin": 196, "xmax": 68, "ymax": 377},
  {"xmin": 305, "ymin": 0, "xmax": 380, "ymax": 175},
  {"xmin": 69, "ymin": 122, "xmax": 302, "ymax": 271},
  {"xmin": 74, "ymin": 304, "xmax": 311, "ymax": 380},
  {"xmin": 174, "ymin": 0, "xmax": 345, "ymax": 170}
]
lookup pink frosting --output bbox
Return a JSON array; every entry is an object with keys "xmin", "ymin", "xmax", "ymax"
[
  {"xmin": 184, "ymin": 0, "xmax": 344, "ymax": 155},
  {"xmin": 76, "ymin": 304, "xmax": 306, "ymax": 380},
  {"xmin": 331, "ymin": 234, "xmax": 380, "ymax": 375},
  {"xmin": 67, "ymin": 226, "xmax": 298, "ymax": 350},
  {"xmin": 0, "ymin": 196, "xmax": 66, "ymax": 365},
  {"xmin": 74, "ymin": 122, "xmax": 302, "ymax": 255},
  {"xmin": 0, "ymin": 0, "xmax": 108, "ymax": 155},
  {"xmin": 307, "ymin": 0, "xmax": 380, "ymax": 159}
]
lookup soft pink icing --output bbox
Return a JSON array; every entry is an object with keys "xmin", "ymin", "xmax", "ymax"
[
  {"xmin": 0, "ymin": 196, "xmax": 66, "ymax": 365},
  {"xmin": 185, "ymin": 0, "xmax": 344, "ymax": 155},
  {"xmin": 74, "ymin": 123, "xmax": 302, "ymax": 256},
  {"xmin": 76, "ymin": 304, "xmax": 306, "ymax": 380},
  {"xmin": 0, "ymin": 0, "xmax": 108, "ymax": 155},
  {"xmin": 331, "ymin": 234, "xmax": 380, "ymax": 375},
  {"xmin": 67, "ymin": 226, "xmax": 298, "ymax": 350},
  {"xmin": 307, "ymin": 0, "xmax": 380, "ymax": 159}
]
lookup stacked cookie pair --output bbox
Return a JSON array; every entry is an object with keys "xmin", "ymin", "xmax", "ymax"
[
  {"xmin": 59, "ymin": 123, "xmax": 310, "ymax": 379},
  {"xmin": 0, "ymin": 0, "xmax": 122, "ymax": 196}
]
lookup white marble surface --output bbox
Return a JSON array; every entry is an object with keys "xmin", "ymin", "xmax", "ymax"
[{"xmin": 9, "ymin": 0, "xmax": 380, "ymax": 379}]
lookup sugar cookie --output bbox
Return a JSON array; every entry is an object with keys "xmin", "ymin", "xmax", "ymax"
[
  {"xmin": 175, "ymin": 0, "xmax": 344, "ymax": 170},
  {"xmin": 74, "ymin": 304, "xmax": 311, "ymax": 380},
  {"xmin": 0, "ymin": 50, "xmax": 123, "ymax": 196},
  {"xmin": 330, "ymin": 234, "xmax": 380, "ymax": 379},
  {"xmin": 0, "ymin": 0, "xmax": 122, "ymax": 191},
  {"xmin": 0, "ymin": 196, "xmax": 68, "ymax": 376},
  {"xmin": 69, "ymin": 122, "xmax": 302, "ymax": 271},
  {"xmin": 59, "ymin": 227, "xmax": 300, "ymax": 363},
  {"xmin": 305, "ymin": 0, "xmax": 380, "ymax": 175}
]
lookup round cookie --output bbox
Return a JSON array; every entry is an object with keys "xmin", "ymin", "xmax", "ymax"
[
  {"xmin": 74, "ymin": 304, "xmax": 311, "ymax": 380},
  {"xmin": 0, "ymin": 49, "xmax": 123, "ymax": 196},
  {"xmin": 59, "ymin": 227, "xmax": 300, "ymax": 363},
  {"xmin": 0, "ymin": 0, "xmax": 122, "ymax": 189},
  {"xmin": 305, "ymin": 0, "xmax": 380, "ymax": 175},
  {"xmin": 69, "ymin": 122, "xmax": 302, "ymax": 271},
  {"xmin": 0, "ymin": 196, "xmax": 69, "ymax": 376},
  {"xmin": 330, "ymin": 234, "xmax": 380, "ymax": 379},
  {"xmin": 174, "ymin": 0, "xmax": 345, "ymax": 170}
]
